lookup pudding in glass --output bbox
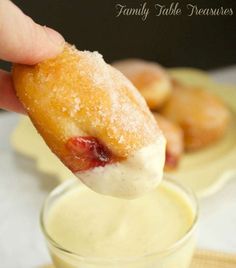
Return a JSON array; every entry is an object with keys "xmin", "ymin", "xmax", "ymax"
[{"xmin": 41, "ymin": 178, "xmax": 197, "ymax": 268}]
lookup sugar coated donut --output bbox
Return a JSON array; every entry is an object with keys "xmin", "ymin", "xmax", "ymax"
[
  {"xmin": 153, "ymin": 113, "xmax": 183, "ymax": 170},
  {"xmin": 161, "ymin": 84, "xmax": 230, "ymax": 151},
  {"xmin": 13, "ymin": 44, "xmax": 166, "ymax": 198}
]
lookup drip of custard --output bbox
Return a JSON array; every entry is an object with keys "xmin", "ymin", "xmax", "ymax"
[{"xmin": 46, "ymin": 180, "xmax": 195, "ymax": 258}]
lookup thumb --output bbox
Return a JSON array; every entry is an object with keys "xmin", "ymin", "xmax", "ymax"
[{"xmin": 0, "ymin": 0, "xmax": 64, "ymax": 65}]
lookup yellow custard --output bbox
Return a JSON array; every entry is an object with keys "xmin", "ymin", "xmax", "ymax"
[{"xmin": 45, "ymin": 180, "xmax": 196, "ymax": 265}]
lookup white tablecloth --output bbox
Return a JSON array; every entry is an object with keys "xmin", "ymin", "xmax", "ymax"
[{"xmin": 0, "ymin": 66, "xmax": 236, "ymax": 268}]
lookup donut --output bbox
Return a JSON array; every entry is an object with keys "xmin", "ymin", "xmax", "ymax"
[
  {"xmin": 12, "ymin": 44, "xmax": 166, "ymax": 198},
  {"xmin": 153, "ymin": 113, "xmax": 183, "ymax": 169},
  {"xmin": 112, "ymin": 59, "xmax": 172, "ymax": 110},
  {"xmin": 161, "ymin": 83, "xmax": 230, "ymax": 151}
]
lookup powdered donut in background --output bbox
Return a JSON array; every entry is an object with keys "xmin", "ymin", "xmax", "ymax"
[
  {"xmin": 153, "ymin": 113, "xmax": 183, "ymax": 170},
  {"xmin": 161, "ymin": 83, "xmax": 230, "ymax": 151}
]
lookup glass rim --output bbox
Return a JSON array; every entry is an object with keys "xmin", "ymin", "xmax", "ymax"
[{"xmin": 40, "ymin": 177, "xmax": 198, "ymax": 264}]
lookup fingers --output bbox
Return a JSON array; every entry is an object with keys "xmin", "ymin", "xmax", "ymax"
[
  {"xmin": 0, "ymin": 70, "xmax": 25, "ymax": 114},
  {"xmin": 0, "ymin": 0, "xmax": 64, "ymax": 65},
  {"xmin": 0, "ymin": 0, "xmax": 65, "ymax": 113}
]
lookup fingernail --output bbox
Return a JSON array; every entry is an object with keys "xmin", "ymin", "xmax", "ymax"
[{"xmin": 44, "ymin": 27, "xmax": 65, "ymax": 47}]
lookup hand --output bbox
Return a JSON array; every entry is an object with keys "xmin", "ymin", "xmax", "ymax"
[{"xmin": 0, "ymin": 0, "xmax": 64, "ymax": 113}]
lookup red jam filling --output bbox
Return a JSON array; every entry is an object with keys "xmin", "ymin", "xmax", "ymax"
[{"xmin": 65, "ymin": 136, "xmax": 116, "ymax": 173}]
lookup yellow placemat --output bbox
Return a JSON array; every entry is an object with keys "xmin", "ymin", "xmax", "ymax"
[
  {"xmin": 41, "ymin": 250, "xmax": 236, "ymax": 268},
  {"xmin": 11, "ymin": 68, "xmax": 236, "ymax": 198}
]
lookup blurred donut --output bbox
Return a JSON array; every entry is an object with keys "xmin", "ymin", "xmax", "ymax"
[
  {"xmin": 161, "ymin": 83, "xmax": 230, "ymax": 151},
  {"xmin": 153, "ymin": 113, "xmax": 183, "ymax": 169},
  {"xmin": 113, "ymin": 59, "xmax": 172, "ymax": 110}
]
